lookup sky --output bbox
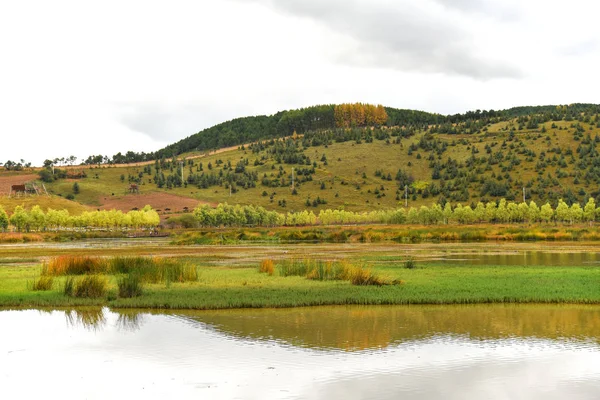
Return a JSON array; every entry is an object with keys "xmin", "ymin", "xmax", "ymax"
[{"xmin": 1, "ymin": 0, "xmax": 599, "ymax": 166}]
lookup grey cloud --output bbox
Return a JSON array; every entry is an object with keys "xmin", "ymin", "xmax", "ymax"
[
  {"xmin": 242, "ymin": 0, "xmax": 522, "ymax": 79},
  {"xmin": 116, "ymin": 103, "xmax": 235, "ymax": 142}
]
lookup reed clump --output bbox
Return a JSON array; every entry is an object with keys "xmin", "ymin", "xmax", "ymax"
[
  {"xmin": 0, "ymin": 233, "xmax": 43, "ymax": 243},
  {"xmin": 258, "ymin": 259, "xmax": 275, "ymax": 275},
  {"xmin": 44, "ymin": 255, "xmax": 198, "ymax": 285},
  {"xmin": 404, "ymin": 258, "xmax": 417, "ymax": 269},
  {"xmin": 46, "ymin": 256, "xmax": 107, "ymax": 276},
  {"xmin": 272, "ymin": 259, "xmax": 393, "ymax": 286},
  {"xmin": 347, "ymin": 266, "xmax": 388, "ymax": 286},
  {"xmin": 278, "ymin": 259, "xmax": 312, "ymax": 277},
  {"xmin": 306, "ymin": 260, "xmax": 342, "ymax": 281},
  {"xmin": 72, "ymin": 275, "xmax": 108, "ymax": 298},
  {"xmin": 29, "ymin": 275, "xmax": 54, "ymax": 291},
  {"xmin": 63, "ymin": 277, "xmax": 75, "ymax": 296},
  {"xmin": 117, "ymin": 273, "xmax": 144, "ymax": 298},
  {"xmin": 110, "ymin": 256, "xmax": 198, "ymax": 284}
]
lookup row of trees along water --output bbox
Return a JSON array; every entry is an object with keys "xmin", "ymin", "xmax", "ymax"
[
  {"xmin": 192, "ymin": 198, "xmax": 600, "ymax": 227},
  {"xmin": 0, "ymin": 205, "xmax": 160, "ymax": 232},
  {"xmin": 2, "ymin": 198, "xmax": 599, "ymax": 232}
]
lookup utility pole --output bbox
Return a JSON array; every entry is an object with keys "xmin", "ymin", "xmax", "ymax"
[
  {"xmin": 291, "ymin": 167, "xmax": 295, "ymax": 191},
  {"xmin": 405, "ymin": 185, "xmax": 408, "ymax": 207},
  {"xmin": 523, "ymin": 187, "xmax": 526, "ymax": 203},
  {"xmin": 180, "ymin": 161, "xmax": 184, "ymax": 183}
]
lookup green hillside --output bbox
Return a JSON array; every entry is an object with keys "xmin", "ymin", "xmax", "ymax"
[{"xmin": 4, "ymin": 103, "xmax": 600, "ymax": 214}]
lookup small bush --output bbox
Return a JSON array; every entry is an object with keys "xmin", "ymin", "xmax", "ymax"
[
  {"xmin": 259, "ymin": 259, "xmax": 275, "ymax": 275},
  {"xmin": 404, "ymin": 258, "xmax": 417, "ymax": 269},
  {"xmin": 73, "ymin": 275, "xmax": 108, "ymax": 298},
  {"xmin": 30, "ymin": 276, "xmax": 54, "ymax": 291},
  {"xmin": 118, "ymin": 273, "xmax": 144, "ymax": 298}
]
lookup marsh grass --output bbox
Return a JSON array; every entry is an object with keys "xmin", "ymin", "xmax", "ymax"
[
  {"xmin": 59, "ymin": 274, "xmax": 108, "ymax": 298},
  {"xmin": 117, "ymin": 273, "xmax": 144, "ymax": 298},
  {"xmin": 107, "ymin": 256, "xmax": 198, "ymax": 283},
  {"xmin": 29, "ymin": 275, "xmax": 54, "ymax": 291},
  {"xmin": 46, "ymin": 256, "xmax": 107, "ymax": 276},
  {"xmin": 347, "ymin": 266, "xmax": 389, "ymax": 286},
  {"xmin": 7, "ymin": 257, "xmax": 600, "ymax": 309},
  {"xmin": 275, "ymin": 259, "xmax": 392, "ymax": 286},
  {"xmin": 110, "ymin": 256, "xmax": 149, "ymax": 274},
  {"xmin": 278, "ymin": 259, "xmax": 312, "ymax": 277},
  {"xmin": 169, "ymin": 225, "xmax": 600, "ymax": 245},
  {"xmin": 43, "ymin": 255, "xmax": 198, "ymax": 286},
  {"xmin": 0, "ymin": 233, "xmax": 43, "ymax": 243},
  {"xmin": 258, "ymin": 259, "xmax": 275, "ymax": 275},
  {"xmin": 139, "ymin": 259, "xmax": 197, "ymax": 284},
  {"xmin": 73, "ymin": 275, "xmax": 108, "ymax": 298},
  {"xmin": 63, "ymin": 276, "xmax": 75, "ymax": 296},
  {"xmin": 404, "ymin": 258, "xmax": 417, "ymax": 269},
  {"xmin": 306, "ymin": 260, "xmax": 339, "ymax": 281}
]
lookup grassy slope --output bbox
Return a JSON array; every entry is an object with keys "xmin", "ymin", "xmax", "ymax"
[
  {"xmin": 2, "ymin": 118, "xmax": 600, "ymax": 214},
  {"xmin": 0, "ymin": 195, "xmax": 92, "ymax": 215}
]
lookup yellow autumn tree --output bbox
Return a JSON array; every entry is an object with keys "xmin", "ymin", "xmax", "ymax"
[{"xmin": 334, "ymin": 103, "xmax": 388, "ymax": 128}]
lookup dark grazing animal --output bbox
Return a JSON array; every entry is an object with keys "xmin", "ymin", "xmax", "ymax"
[{"xmin": 11, "ymin": 185, "xmax": 26, "ymax": 193}]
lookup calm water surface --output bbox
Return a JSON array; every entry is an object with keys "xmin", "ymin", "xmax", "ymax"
[{"xmin": 2, "ymin": 305, "xmax": 600, "ymax": 399}]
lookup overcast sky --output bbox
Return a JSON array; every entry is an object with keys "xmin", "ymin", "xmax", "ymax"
[{"xmin": 1, "ymin": 0, "xmax": 599, "ymax": 165}]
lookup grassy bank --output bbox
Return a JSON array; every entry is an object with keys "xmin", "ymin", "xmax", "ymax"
[
  {"xmin": 2, "ymin": 258, "xmax": 600, "ymax": 309},
  {"xmin": 4, "ymin": 223, "xmax": 600, "ymax": 244},
  {"xmin": 171, "ymin": 224, "xmax": 600, "ymax": 244}
]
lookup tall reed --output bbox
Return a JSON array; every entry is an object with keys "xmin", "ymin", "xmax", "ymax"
[
  {"xmin": 72, "ymin": 275, "xmax": 108, "ymax": 298},
  {"xmin": 278, "ymin": 259, "xmax": 312, "ymax": 277},
  {"xmin": 46, "ymin": 256, "xmax": 107, "ymax": 276},
  {"xmin": 109, "ymin": 256, "xmax": 198, "ymax": 284},
  {"xmin": 44, "ymin": 255, "xmax": 198, "ymax": 284},
  {"xmin": 272, "ymin": 259, "xmax": 392, "ymax": 286},
  {"xmin": 63, "ymin": 277, "xmax": 75, "ymax": 296},
  {"xmin": 29, "ymin": 276, "xmax": 54, "ymax": 291},
  {"xmin": 258, "ymin": 259, "xmax": 275, "ymax": 275},
  {"xmin": 117, "ymin": 273, "xmax": 144, "ymax": 298}
]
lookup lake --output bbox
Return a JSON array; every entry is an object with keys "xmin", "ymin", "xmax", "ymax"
[{"xmin": 2, "ymin": 304, "xmax": 600, "ymax": 399}]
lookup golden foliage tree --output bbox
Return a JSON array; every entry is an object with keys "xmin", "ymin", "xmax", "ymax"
[{"xmin": 334, "ymin": 103, "xmax": 388, "ymax": 128}]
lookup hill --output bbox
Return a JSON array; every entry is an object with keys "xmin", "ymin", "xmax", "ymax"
[{"xmin": 3, "ymin": 103, "xmax": 600, "ymax": 215}]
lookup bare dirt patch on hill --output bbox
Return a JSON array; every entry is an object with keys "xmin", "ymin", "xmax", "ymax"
[{"xmin": 0, "ymin": 174, "xmax": 40, "ymax": 195}]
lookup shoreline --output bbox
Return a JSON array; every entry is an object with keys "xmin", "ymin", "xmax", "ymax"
[{"xmin": 4, "ymin": 223, "xmax": 600, "ymax": 244}]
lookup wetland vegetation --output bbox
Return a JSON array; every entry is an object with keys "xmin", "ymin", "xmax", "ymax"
[{"xmin": 2, "ymin": 240, "xmax": 600, "ymax": 310}]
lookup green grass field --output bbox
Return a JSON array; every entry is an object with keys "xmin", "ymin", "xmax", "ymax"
[{"xmin": 2, "ymin": 241, "xmax": 600, "ymax": 309}]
